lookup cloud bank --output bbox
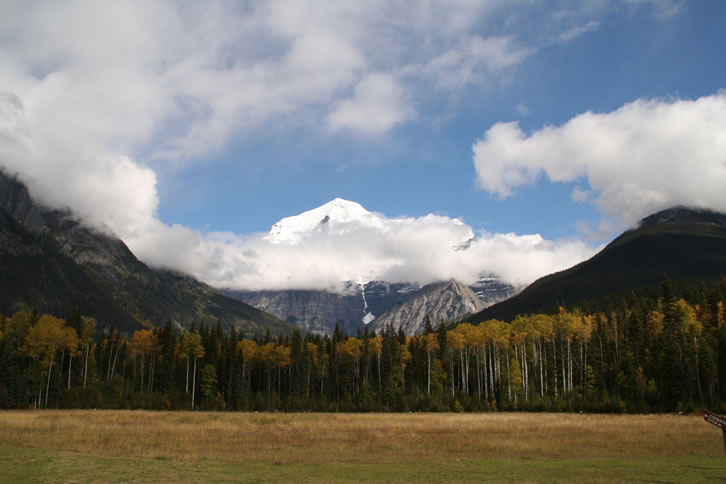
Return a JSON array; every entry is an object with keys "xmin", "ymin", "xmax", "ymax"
[
  {"xmin": 124, "ymin": 205, "xmax": 596, "ymax": 292},
  {"xmin": 473, "ymin": 93, "xmax": 726, "ymax": 228}
]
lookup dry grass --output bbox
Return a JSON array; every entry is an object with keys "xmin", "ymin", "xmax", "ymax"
[{"xmin": 0, "ymin": 410, "xmax": 721, "ymax": 465}]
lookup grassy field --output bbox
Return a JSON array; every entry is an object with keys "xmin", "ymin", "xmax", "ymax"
[{"xmin": 1, "ymin": 411, "xmax": 725, "ymax": 482}]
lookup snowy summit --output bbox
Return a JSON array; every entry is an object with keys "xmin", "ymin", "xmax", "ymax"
[{"xmin": 266, "ymin": 198, "xmax": 386, "ymax": 243}]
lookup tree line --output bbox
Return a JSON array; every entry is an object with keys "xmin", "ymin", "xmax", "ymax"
[{"xmin": 1, "ymin": 279, "xmax": 725, "ymax": 413}]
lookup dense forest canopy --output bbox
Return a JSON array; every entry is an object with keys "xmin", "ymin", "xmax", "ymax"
[{"xmin": 2, "ymin": 277, "xmax": 725, "ymax": 413}]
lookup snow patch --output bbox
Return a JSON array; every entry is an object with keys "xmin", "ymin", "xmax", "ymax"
[{"xmin": 358, "ymin": 275, "xmax": 375, "ymax": 325}]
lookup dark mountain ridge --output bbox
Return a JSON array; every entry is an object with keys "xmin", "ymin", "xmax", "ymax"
[
  {"xmin": 470, "ymin": 206, "xmax": 726, "ymax": 322},
  {"xmin": 0, "ymin": 171, "xmax": 293, "ymax": 336}
]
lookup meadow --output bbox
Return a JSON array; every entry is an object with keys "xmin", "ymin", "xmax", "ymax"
[{"xmin": 1, "ymin": 410, "xmax": 725, "ymax": 482}]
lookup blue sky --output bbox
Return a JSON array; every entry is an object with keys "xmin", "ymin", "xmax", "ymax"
[
  {"xmin": 1, "ymin": 0, "xmax": 725, "ymax": 291},
  {"xmin": 152, "ymin": 0, "xmax": 726, "ymax": 240}
]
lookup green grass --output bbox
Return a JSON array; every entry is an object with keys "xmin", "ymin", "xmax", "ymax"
[
  {"xmin": 2, "ymin": 446, "xmax": 725, "ymax": 483},
  {"xmin": 2, "ymin": 411, "xmax": 726, "ymax": 482}
]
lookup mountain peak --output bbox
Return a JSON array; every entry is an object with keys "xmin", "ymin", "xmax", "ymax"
[
  {"xmin": 637, "ymin": 206, "xmax": 726, "ymax": 230},
  {"xmin": 266, "ymin": 198, "xmax": 385, "ymax": 243}
]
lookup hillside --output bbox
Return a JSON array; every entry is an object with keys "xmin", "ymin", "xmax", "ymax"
[
  {"xmin": 0, "ymin": 171, "xmax": 293, "ymax": 336},
  {"xmin": 470, "ymin": 207, "xmax": 726, "ymax": 322}
]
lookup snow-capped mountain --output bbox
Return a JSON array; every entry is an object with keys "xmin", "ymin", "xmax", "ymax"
[
  {"xmin": 223, "ymin": 197, "xmax": 517, "ymax": 335},
  {"xmin": 266, "ymin": 198, "xmax": 386, "ymax": 244}
]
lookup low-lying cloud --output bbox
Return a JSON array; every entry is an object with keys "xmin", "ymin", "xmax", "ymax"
[
  {"xmin": 473, "ymin": 92, "xmax": 726, "ymax": 229},
  {"xmin": 123, "ymin": 207, "xmax": 597, "ymax": 292}
]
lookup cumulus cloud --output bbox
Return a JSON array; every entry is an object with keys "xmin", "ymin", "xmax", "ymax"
[{"xmin": 473, "ymin": 93, "xmax": 726, "ymax": 227}]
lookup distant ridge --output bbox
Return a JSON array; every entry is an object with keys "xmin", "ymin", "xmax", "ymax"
[{"xmin": 469, "ymin": 206, "xmax": 726, "ymax": 322}]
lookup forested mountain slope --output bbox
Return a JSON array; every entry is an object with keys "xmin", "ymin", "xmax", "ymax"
[
  {"xmin": 0, "ymin": 171, "xmax": 293, "ymax": 336},
  {"xmin": 470, "ymin": 207, "xmax": 726, "ymax": 322}
]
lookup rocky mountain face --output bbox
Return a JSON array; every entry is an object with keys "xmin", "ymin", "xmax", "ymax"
[
  {"xmin": 224, "ymin": 289, "xmax": 365, "ymax": 336},
  {"xmin": 223, "ymin": 281, "xmax": 420, "ymax": 336},
  {"xmin": 0, "ymin": 171, "xmax": 293, "ymax": 336},
  {"xmin": 369, "ymin": 280, "xmax": 486, "ymax": 335},
  {"xmin": 227, "ymin": 278, "xmax": 513, "ymax": 336}
]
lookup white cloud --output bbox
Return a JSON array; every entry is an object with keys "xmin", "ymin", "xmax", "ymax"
[
  {"xmin": 138, "ymin": 208, "xmax": 596, "ymax": 292},
  {"xmin": 515, "ymin": 103, "xmax": 530, "ymax": 116},
  {"xmin": 571, "ymin": 186, "xmax": 591, "ymax": 203},
  {"xmin": 558, "ymin": 20, "xmax": 600, "ymax": 43},
  {"xmin": 405, "ymin": 35, "xmax": 533, "ymax": 90},
  {"xmin": 623, "ymin": 0, "xmax": 686, "ymax": 21},
  {"xmin": 473, "ymin": 93, "xmax": 726, "ymax": 227},
  {"xmin": 327, "ymin": 73, "xmax": 414, "ymax": 137}
]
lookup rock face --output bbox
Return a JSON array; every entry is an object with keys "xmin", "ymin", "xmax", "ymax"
[
  {"xmin": 227, "ymin": 279, "xmax": 512, "ymax": 336},
  {"xmin": 226, "ymin": 289, "xmax": 365, "ymax": 336},
  {"xmin": 224, "ymin": 281, "xmax": 420, "ymax": 336},
  {"xmin": 0, "ymin": 171, "xmax": 293, "ymax": 336},
  {"xmin": 370, "ymin": 280, "xmax": 486, "ymax": 335}
]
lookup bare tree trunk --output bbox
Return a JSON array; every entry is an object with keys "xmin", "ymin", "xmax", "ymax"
[
  {"xmin": 450, "ymin": 351, "xmax": 455, "ymax": 397},
  {"xmin": 149, "ymin": 359, "xmax": 154, "ymax": 392},
  {"xmin": 185, "ymin": 355, "xmax": 190, "ymax": 394},
  {"xmin": 543, "ymin": 340, "xmax": 548, "ymax": 396},
  {"xmin": 613, "ymin": 317, "xmax": 619, "ymax": 363},
  {"xmin": 45, "ymin": 352, "xmax": 55, "ymax": 407},
  {"xmin": 560, "ymin": 337, "xmax": 567, "ymax": 397},
  {"xmin": 506, "ymin": 349, "xmax": 511, "ymax": 403},
  {"xmin": 140, "ymin": 352, "xmax": 145, "ymax": 392},
  {"xmin": 482, "ymin": 346, "xmax": 489, "ymax": 403},
  {"xmin": 320, "ymin": 362, "xmax": 325, "ymax": 398},
  {"xmin": 584, "ymin": 343, "xmax": 588, "ymax": 388},
  {"xmin": 427, "ymin": 351, "xmax": 431, "ymax": 395},
  {"xmin": 567, "ymin": 338, "xmax": 572, "ymax": 392},
  {"xmin": 489, "ymin": 347, "xmax": 496, "ymax": 398},
  {"xmin": 553, "ymin": 338, "xmax": 558, "ymax": 398},
  {"xmin": 476, "ymin": 348, "xmax": 481, "ymax": 404},
  {"xmin": 110, "ymin": 344, "xmax": 119, "ymax": 381},
  {"xmin": 377, "ymin": 353, "xmax": 381, "ymax": 393},
  {"xmin": 522, "ymin": 342, "xmax": 528, "ymax": 401},
  {"xmin": 538, "ymin": 340, "xmax": 544, "ymax": 398},
  {"xmin": 68, "ymin": 354, "xmax": 73, "ymax": 390},
  {"xmin": 695, "ymin": 336, "xmax": 703, "ymax": 404},
  {"xmin": 106, "ymin": 341, "xmax": 114, "ymax": 381},
  {"xmin": 192, "ymin": 355, "xmax": 197, "ymax": 409},
  {"xmin": 307, "ymin": 364, "xmax": 311, "ymax": 399},
  {"xmin": 580, "ymin": 341, "xmax": 584, "ymax": 389},
  {"xmin": 84, "ymin": 343, "xmax": 90, "ymax": 388}
]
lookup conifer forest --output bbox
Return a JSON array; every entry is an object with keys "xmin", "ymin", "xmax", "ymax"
[{"xmin": 2, "ymin": 279, "xmax": 725, "ymax": 414}]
